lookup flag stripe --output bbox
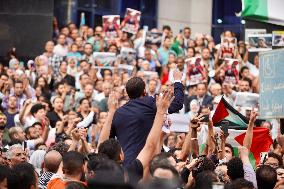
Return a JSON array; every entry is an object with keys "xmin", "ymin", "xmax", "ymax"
[
  {"xmin": 241, "ymin": 0, "xmax": 268, "ymax": 21},
  {"xmin": 241, "ymin": 0, "xmax": 284, "ymax": 26}
]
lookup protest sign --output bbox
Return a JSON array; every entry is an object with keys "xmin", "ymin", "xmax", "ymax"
[
  {"xmin": 234, "ymin": 92, "xmax": 259, "ymax": 109},
  {"xmin": 186, "ymin": 57, "xmax": 206, "ymax": 86},
  {"xmin": 102, "ymin": 15, "xmax": 120, "ymax": 40},
  {"xmin": 145, "ymin": 31, "xmax": 163, "ymax": 46},
  {"xmin": 259, "ymin": 48, "xmax": 284, "ymax": 118},
  {"xmin": 220, "ymin": 37, "xmax": 237, "ymax": 59},
  {"xmin": 93, "ymin": 52, "xmax": 117, "ymax": 66},
  {"xmin": 168, "ymin": 113, "xmax": 190, "ymax": 133},
  {"xmin": 272, "ymin": 31, "xmax": 284, "ymax": 47},
  {"xmin": 223, "ymin": 58, "xmax": 239, "ymax": 85},
  {"xmin": 245, "ymin": 29, "xmax": 266, "ymax": 42},
  {"xmin": 248, "ymin": 34, "xmax": 272, "ymax": 52},
  {"xmin": 119, "ymin": 47, "xmax": 137, "ymax": 64},
  {"xmin": 121, "ymin": 8, "xmax": 141, "ymax": 34}
]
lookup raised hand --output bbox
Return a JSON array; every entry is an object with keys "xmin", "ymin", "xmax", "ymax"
[
  {"xmin": 238, "ymin": 146, "xmax": 249, "ymax": 158},
  {"xmin": 156, "ymin": 90, "xmax": 175, "ymax": 115},
  {"xmin": 107, "ymin": 91, "xmax": 119, "ymax": 111},
  {"xmin": 190, "ymin": 114, "xmax": 204, "ymax": 129},
  {"xmin": 71, "ymin": 128, "xmax": 81, "ymax": 141},
  {"xmin": 248, "ymin": 110, "xmax": 258, "ymax": 128}
]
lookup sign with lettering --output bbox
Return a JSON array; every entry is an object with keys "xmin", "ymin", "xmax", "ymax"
[{"xmin": 259, "ymin": 48, "xmax": 284, "ymax": 118}]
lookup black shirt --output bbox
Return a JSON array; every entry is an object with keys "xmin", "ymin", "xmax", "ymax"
[{"xmin": 47, "ymin": 111, "xmax": 63, "ymax": 128}]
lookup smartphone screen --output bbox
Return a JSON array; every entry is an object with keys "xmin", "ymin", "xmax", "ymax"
[{"xmin": 202, "ymin": 115, "xmax": 210, "ymax": 123}]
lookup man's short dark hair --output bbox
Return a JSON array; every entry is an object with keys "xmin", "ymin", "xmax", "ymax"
[
  {"xmin": 14, "ymin": 80, "xmax": 23, "ymax": 86},
  {"xmin": 126, "ymin": 77, "xmax": 145, "ymax": 99},
  {"xmin": 240, "ymin": 66, "xmax": 249, "ymax": 74},
  {"xmin": 162, "ymin": 25, "xmax": 171, "ymax": 31},
  {"xmin": 195, "ymin": 171, "xmax": 218, "ymax": 189},
  {"xmin": 87, "ymin": 153, "xmax": 108, "ymax": 172},
  {"xmin": 256, "ymin": 165, "xmax": 277, "ymax": 189},
  {"xmin": 49, "ymin": 141, "xmax": 69, "ymax": 156},
  {"xmin": 54, "ymin": 81, "xmax": 65, "ymax": 90},
  {"xmin": 65, "ymin": 181, "xmax": 87, "ymax": 189},
  {"xmin": 242, "ymin": 77, "xmax": 252, "ymax": 88},
  {"xmin": 192, "ymin": 157, "xmax": 215, "ymax": 178},
  {"xmin": 9, "ymin": 162, "xmax": 37, "ymax": 189},
  {"xmin": 87, "ymin": 159, "xmax": 125, "ymax": 187},
  {"xmin": 62, "ymin": 151, "xmax": 85, "ymax": 176},
  {"xmin": 30, "ymin": 103, "xmax": 45, "ymax": 116},
  {"xmin": 150, "ymin": 152, "xmax": 174, "ymax": 175},
  {"xmin": 266, "ymin": 152, "xmax": 283, "ymax": 166},
  {"xmin": 226, "ymin": 178, "xmax": 254, "ymax": 189},
  {"xmin": 25, "ymin": 122, "xmax": 41, "ymax": 135},
  {"xmin": 98, "ymin": 139, "xmax": 121, "ymax": 162},
  {"xmin": 184, "ymin": 26, "xmax": 191, "ymax": 31},
  {"xmin": 0, "ymin": 73, "xmax": 9, "ymax": 79},
  {"xmin": 227, "ymin": 157, "xmax": 244, "ymax": 181}
]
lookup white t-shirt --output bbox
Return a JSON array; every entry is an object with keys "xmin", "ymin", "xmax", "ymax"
[{"xmin": 53, "ymin": 44, "xmax": 68, "ymax": 57}]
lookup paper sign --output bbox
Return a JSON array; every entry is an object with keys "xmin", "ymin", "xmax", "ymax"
[{"xmin": 121, "ymin": 8, "xmax": 141, "ymax": 34}]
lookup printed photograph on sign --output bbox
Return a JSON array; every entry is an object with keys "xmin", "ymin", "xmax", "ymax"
[
  {"xmin": 186, "ymin": 57, "xmax": 206, "ymax": 86},
  {"xmin": 248, "ymin": 34, "xmax": 272, "ymax": 52},
  {"xmin": 245, "ymin": 29, "xmax": 267, "ymax": 42},
  {"xmin": 220, "ymin": 37, "xmax": 237, "ymax": 59},
  {"xmin": 145, "ymin": 31, "xmax": 163, "ymax": 46},
  {"xmin": 93, "ymin": 52, "xmax": 117, "ymax": 66},
  {"xmin": 223, "ymin": 58, "xmax": 239, "ymax": 85},
  {"xmin": 234, "ymin": 92, "xmax": 259, "ymax": 109},
  {"xmin": 121, "ymin": 8, "xmax": 141, "ymax": 34},
  {"xmin": 119, "ymin": 47, "xmax": 137, "ymax": 65},
  {"xmin": 102, "ymin": 15, "xmax": 120, "ymax": 40},
  {"xmin": 272, "ymin": 31, "xmax": 284, "ymax": 46}
]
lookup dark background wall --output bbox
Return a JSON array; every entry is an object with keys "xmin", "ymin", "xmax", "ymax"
[{"xmin": 0, "ymin": 0, "xmax": 53, "ymax": 64}]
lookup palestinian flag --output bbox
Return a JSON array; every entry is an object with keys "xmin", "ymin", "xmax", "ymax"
[
  {"xmin": 212, "ymin": 97, "xmax": 249, "ymax": 129},
  {"xmin": 241, "ymin": 0, "xmax": 284, "ymax": 26},
  {"xmin": 234, "ymin": 127, "xmax": 273, "ymax": 165},
  {"xmin": 198, "ymin": 125, "xmax": 273, "ymax": 167}
]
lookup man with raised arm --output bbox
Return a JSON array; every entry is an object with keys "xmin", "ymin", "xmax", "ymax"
[{"xmin": 110, "ymin": 70, "xmax": 184, "ymax": 166}]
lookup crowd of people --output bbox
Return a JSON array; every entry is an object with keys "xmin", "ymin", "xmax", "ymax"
[{"xmin": 0, "ymin": 15, "xmax": 283, "ymax": 189}]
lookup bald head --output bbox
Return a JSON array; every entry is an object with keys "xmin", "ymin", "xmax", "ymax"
[{"xmin": 44, "ymin": 150, "xmax": 62, "ymax": 173}]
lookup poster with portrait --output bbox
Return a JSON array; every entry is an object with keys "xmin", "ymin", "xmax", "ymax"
[
  {"xmin": 145, "ymin": 31, "xmax": 163, "ymax": 46},
  {"xmin": 223, "ymin": 58, "xmax": 239, "ymax": 85},
  {"xmin": 248, "ymin": 34, "xmax": 272, "ymax": 52},
  {"xmin": 220, "ymin": 37, "xmax": 237, "ymax": 59},
  {"xmin": 121, "ymin": 8, "xmax": 141, "ymax": 34},
  {"xmin": 119, "ymin": 47, "xmax": 137, "ymax": 65},
  {"xmin": 234, "ymin": 92, "xmax": 259, "ymax": 109},
  {"xmin": 272, "ymin": 31, "xmax": 284, "ymax": 47},
  {"xmin": 186, "ymin": 57, "xmax": 206, "ymax": 86},
  {"xmin": 102, "ymin": 15, "xmax": 120, "ymax": 40},
  {"xmin": 245, "ymin": 29, "xmax": 267, "ymax": 43},
  {"xmin": 93, "ymin": 52, "xmax": 117, "ymax": 66}
]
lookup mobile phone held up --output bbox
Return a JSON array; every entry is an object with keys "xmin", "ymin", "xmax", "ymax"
[
  {"xmin": 201, "ymin": 114, "xmax": 210, "ymax": 123},
  {"xmin": 220, "ymin": 120, "xmax": 229, "ymax": 135}
]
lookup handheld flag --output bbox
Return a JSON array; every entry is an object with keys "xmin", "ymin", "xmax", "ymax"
[{"xmin": 212, "ymin": 96, "xmax": 249, "ymax": 129}]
